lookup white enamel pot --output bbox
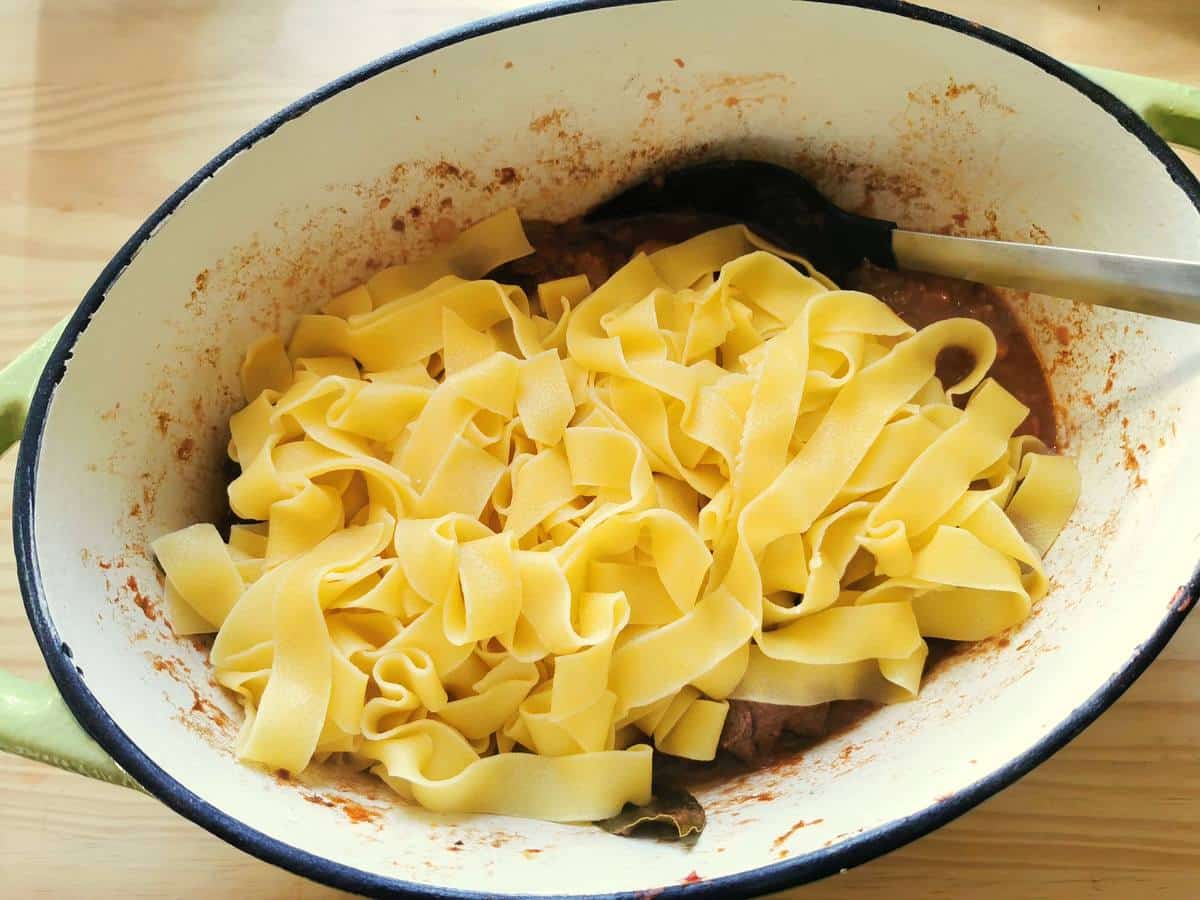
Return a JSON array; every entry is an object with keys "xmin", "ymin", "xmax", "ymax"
[{"xmin": 4, "ymin": 2, "xmax": 1200, "ymax": 897}]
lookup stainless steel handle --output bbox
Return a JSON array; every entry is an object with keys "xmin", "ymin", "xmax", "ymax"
[{"xmin": 891, "ymin": 230, "xmax": 1200, "ymax": 324}]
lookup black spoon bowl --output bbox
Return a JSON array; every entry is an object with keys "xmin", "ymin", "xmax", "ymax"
[{"xmin": 586, "ymin": 160, "xmax": 897, "ymax": 283}]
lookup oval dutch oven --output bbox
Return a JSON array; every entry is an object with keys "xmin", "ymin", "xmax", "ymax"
[{"xmin": 3, "ymin": 1, "xmax": 1200, "ymax": 897}]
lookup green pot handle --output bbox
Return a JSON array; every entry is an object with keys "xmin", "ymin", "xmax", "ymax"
[
  {"xmin": 0, "ymin": 318, "xmax": 141, "ymax": 789},
  {"xmin": 0, "ymin": 66, "xmax": 1195, "ymax": 790},
  {"xmin": 1074, "ymin": 64, "xmax": 1200, "ymax": 153}
]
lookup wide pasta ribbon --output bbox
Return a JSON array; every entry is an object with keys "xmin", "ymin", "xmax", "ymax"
[{"xmin": 156, "ymin": 209, "xmax": 1080, "ymax": 824}]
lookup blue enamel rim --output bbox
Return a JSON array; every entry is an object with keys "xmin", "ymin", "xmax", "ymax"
[{"xmin": 12, "ymin": 1, "xmax": 1200, "ymax": 897}]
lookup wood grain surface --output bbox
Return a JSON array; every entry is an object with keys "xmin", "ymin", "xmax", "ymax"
[{"xmin": 2, "ymin": 2, "xmax": 1198, "ymax": 897}]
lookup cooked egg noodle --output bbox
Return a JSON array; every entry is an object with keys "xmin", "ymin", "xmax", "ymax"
[{"xmin": 153, "ymin": 209, "xmax": 1079, "ymax": 823}]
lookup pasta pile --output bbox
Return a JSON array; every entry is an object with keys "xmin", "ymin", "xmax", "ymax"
[{"xmin": 154, "ymin": 209, "xmax": 1079, "ymax": 823}]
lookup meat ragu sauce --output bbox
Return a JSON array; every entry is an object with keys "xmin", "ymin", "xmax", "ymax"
[
  {"xmin": 847, "ymin": 264, "xmax": 1057, "ymax": 447},
  {"xmin": 495, "ymin": 215, "xmax": 1059, "ymax": 779}
]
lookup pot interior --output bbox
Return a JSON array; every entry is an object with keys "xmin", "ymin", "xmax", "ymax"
[{"xmin": 23, "ymin": 2, "xmax": 1200, "ymax": 895}]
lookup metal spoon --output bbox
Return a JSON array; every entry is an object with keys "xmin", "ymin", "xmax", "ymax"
[{"xmin": 586, "ymin": 160, "xmax": 1200, "ymax": 323}]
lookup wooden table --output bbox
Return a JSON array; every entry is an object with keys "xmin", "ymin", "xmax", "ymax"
[{"xmin": 2, "ymin": 2, "xmax": 1198, "ymax": 897}]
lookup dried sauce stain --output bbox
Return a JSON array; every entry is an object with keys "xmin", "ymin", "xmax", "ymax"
[
  {"xmin": 151, "ymin": 656, "xmax": 181, "ymax": 676},
  {"xmin": 126, "ymin": 574, "xmax": 158, "ymax": 621},
  {"xmin": 154, "ymin": 410, "xmax": 172, "ymax": 436},
  {"xmin": 799, "ymin": 76, "xmax": 1021, "ymax": 233},
  {"xmin": 682, "ymin": 872, "xmax": 702, "ymax": 885},
  {"xmin": 792, "ymin": 140, "xmax": 928, "ymax": 223},
  {"xmin": 1028, "ymin": 223, "xmax": 1052, "ymax": 245},
  {"xmin": 1103, "ymin": 350, "xmax": 1125, "ymax": 395},
  {"xmin": 1170, "ymin": 585, "xmax": 1197, "ymax": 613},
  {"xmin": 175, "ymin": 437, "xmax": 195, "ymax": 462},
  {"xmin": 191, "ymin": 694, "xmax": 232, "ymax": 730},
  {"xmin": 706, "ymin": 72, "xmax": 789, "ymax": 92},
  {"xmin": 772, "ymin": 818, "xmax": 825, "ymax": 857},
  {"xmin": 1120, "ymin": 416, "xmax": 1147, "ymax": 487},
  {"xmin": 186, "ymin": 631, "xmax": 212, "ymax": 651},
  {"xmin": 429, "ymin": 161, "xmax": 476, "ymax": 187},
  {"xmin": 140, "ymin": 468, "xmax": 167, "ymax": 519},
  {"xmin": 938, "ymin": 78, "xmax": 1016, "ymax": 113},
  {"xmin": 151, "ymin": 655, "xmax": 236, "ymax": 740},
  {"xmin": 981, "ymin": 207, "xmax": 1001, "ymax": 239},
  {"xmin": 703, "ymin": 712, "xmax": 887, "ymax": 813},
  {"xmin": 673, "ymin": 57, "xmax": 685, "ymax": 68},
  {"xmin": 522, "ymin": 848, "xmax": 543, "ymax": 859},
  {"xmin": 702, "ymin": 790, "xmax": 769, "ymax": 816},
  {"xmin": 530, "ymin": 109, "xmax": 566, "ymax": 133},
  {"xmin": 646, "ymin": 90, "xmax": 662, "ymax": 103},
  {"xmin": 301, "ymin": 792, "xmax": 384, "ymax": 826}
]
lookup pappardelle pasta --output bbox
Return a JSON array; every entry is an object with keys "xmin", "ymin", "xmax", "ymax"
[{"xmin": 154, "ymin": 208, "xmax": 1079, "ymax": 824}]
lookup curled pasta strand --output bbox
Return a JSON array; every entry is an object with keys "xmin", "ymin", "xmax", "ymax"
[{"xmin": 155, "ymin": 209, "xmax": 1079, "ymax": 823}]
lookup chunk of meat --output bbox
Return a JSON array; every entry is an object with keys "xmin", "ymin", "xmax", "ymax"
[{"xmin": 720, "ymin": 700, "xmax": 830, "ymax": 764}]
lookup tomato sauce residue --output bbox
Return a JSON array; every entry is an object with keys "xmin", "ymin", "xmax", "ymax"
[
  {"xmin": 1120, "ymin": 415, "xmax": 1147, "ymax": 487},
  {"xmin": 126, "ymin": 574, "xmax": 159, "ymax": 621},
  {"xmin": 301, "ymin": 792, "xmax": 382, "ymax": 825},
  {"xmin": 150, "ymin": 657, "xmax": 234, "ymax": 739},
  {"xmin": 772, "ymin": 817, "xmax": 825, "ymax": 856},
  {"xmin": 1171, "ymin": 585, "xmax": 1196, "ymax": 614},
  {"xmin": 847, "ymin": 264, "xmax": 1057, "ymax": 447},
  {"xmin": 273, "ymin": 760, "xmax": 399, "ymax": 825}
]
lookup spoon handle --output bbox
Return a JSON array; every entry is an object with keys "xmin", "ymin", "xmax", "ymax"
[{"xmin": 891, "ymin": 230, "xmax": 1200, "ymax": 324}]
